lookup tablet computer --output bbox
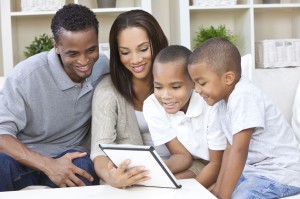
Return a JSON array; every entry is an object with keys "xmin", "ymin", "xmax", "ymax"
[{"xmin": 99, "ymin": 144, "xmax": 181, "ymax": 189}]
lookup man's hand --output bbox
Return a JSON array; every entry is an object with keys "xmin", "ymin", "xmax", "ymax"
[{"xmin": 45, "ymin": 152, "xmax": 94, "ymax": 187}]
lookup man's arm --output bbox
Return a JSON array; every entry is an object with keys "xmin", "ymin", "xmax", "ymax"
[
  {"xmin": 217, "ymin": 128, "xmax": 253, "ymax": 199},
  {"xmin": 93, "ymin": 155, "xmax": 150, "ymax": 188},
  {"xmin": 0, "ymin": 134, "xmax": 93, "ymax": 187},
  {"xmin": 196, "ymin": 149, "xmax": 223, "ymax": 188}
]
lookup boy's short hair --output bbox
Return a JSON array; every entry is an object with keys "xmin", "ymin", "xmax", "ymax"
[
  {"xmin": 154, "ymin": 45, "xmax": 192, "ymax": 75},
  {"xmin": 189, "ymin": 37, "xmax": 241, "ymax": 78}
]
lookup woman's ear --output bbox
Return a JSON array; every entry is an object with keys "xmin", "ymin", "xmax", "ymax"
[{"xmin": 224, "ymin": 71, "xmax": 236, "ymax": 86}]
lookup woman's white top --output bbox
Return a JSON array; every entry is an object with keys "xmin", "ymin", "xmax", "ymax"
[{"xmin": 135, "ymin": 111, "xmax": 170, "ymax": 159}]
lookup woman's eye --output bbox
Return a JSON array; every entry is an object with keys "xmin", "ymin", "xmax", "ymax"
[
  {"xmin": 141, "ymin": 47, "xmax": 148, "ymax": 52},
  {"xmin": 120, "ymin": 51, "xmax": 129, "ymax": 55}
]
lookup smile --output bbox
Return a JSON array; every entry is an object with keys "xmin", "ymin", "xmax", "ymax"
[
  {"xmin": 76, "ymin": 64, "xmax": 91, "ymax": 73},
  {"xmin": 163, "ymin": 102, "xmax": 176, "ymax": 109},
  {"xmin": 132, "ymin": 64, "xmax": 145, "ymax": 73}
]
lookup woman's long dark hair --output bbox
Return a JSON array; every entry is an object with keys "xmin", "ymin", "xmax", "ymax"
[{"xmin": 109, "ymin": 9, "xmax": 168, "ymax": 104}]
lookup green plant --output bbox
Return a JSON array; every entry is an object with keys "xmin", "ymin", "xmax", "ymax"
[
  {"xmin": 193, "ymin": 25, "xmax": 237, "ymax": 49},
  {"xmin": 24, "ymin": 33, "xmax": 54, "ymax": 58}
]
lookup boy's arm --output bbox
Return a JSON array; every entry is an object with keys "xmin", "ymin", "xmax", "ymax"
[
  {"xmin": 211, "ymin": 141, "xmax": 230, "ymax": 196},
  {"xmin": 164, "ymin": 137, "xmax": 193, "ymax": 173},
  {"xmin": 217, "ymin": 128, "xmax": 253, "ymax": 199},
  {"xmin": 195, "ymin": 149, "xmax": 223, "ymax": 188}
]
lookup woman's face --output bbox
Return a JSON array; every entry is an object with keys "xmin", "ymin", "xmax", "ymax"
[{"xmin": 117, "ymin": 27, "xmax": 152, "ymax": 81}]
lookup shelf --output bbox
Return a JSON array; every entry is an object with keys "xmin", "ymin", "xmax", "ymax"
[
  {"xmin": 253, "ymin": 3, "xmax": 300, "ymax": 8},
  {"xmin": 10, "ymin": 7, "xmax": 144, "ymax": 16},
  {"xmin": 190, "ymin": 5, "xmax": 250, "ymax": 10},
  {"xmin": 0, "ymin": 0, "xmax": 152, "ymax": 75}
]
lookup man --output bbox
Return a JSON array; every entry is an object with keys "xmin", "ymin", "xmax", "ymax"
[{"xmin": 0, "ymin": 4, "xmax": 109, "ymax": 191}]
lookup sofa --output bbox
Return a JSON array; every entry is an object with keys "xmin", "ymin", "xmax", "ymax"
[
  {"xmin": 1, "ymin": 65, "xmax": 300, "ymax": 198},
  {"xmin": 0, "ymin": 76, "xmax": 4, "ymax": 90},
  {"xmin": 251, "ymin": 67, "xmax": 300, "ymax": 199}
]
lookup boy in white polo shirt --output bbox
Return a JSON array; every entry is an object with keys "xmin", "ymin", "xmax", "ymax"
[
  {"xmin": 143, "ymin": 45, "xmax": 226, "ymax": 188},
  {"xmin": 188, "ymin": 38, "xmax": 300, "ymax": 199}
]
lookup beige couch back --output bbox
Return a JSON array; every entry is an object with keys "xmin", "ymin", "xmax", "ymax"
[
  {"xmin": 0, "ymin": 76, "xmax": 5, "ymax": 90},
  {"xmin": 251, "ymin": 67, "xmax": 300, "ymax": 124}
]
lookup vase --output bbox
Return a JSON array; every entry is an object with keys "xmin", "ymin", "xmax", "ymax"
[
  {"xmin": 97, "ymin": 0, "xmax": 116, "ymax": 8},
  {"xmin": 262, "ymin": 0, "xmax": 280, "ymax": 3}
]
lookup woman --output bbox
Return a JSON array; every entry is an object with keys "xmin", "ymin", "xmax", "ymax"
[{"xmin": 91, "ymin": 9, "xmax": 168, "ymax": 188}]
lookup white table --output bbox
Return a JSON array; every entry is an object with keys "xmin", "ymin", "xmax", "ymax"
[{"xmin": 0, "ymin": 179, "xmax": 217, "ymax": 199}]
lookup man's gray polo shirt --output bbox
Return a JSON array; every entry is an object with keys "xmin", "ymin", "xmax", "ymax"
[{"xmin": 0, "ymin": 49, "xmax": 109, "ymax": 157}]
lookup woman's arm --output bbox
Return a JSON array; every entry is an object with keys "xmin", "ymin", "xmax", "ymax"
[
  {"xmin": 195, "ymin": 149, "xmax": 223, "ymax": 188},
  {"xmin": 93, "ymin": 155, "xmax": 149, "ymax": 188},
  {"xmin": 91, "ymin": 78, "xmax": 147, "ymax": 188}
]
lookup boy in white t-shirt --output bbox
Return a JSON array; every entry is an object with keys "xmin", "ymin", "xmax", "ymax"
[
  {"xmin": 188, "ymin": 37, "xmax": 300, "ymax": 199},
  {"xmin": 143, "ymin": 45, "xmax": 226, "ymax": 188}
]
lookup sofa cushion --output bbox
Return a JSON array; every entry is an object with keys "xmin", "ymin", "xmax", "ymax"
[
  {"xmin": 292, "ymin": 79, "xmax": 300, "ymax": 143},
  {"xmin": 0, "ymin": 76, "xmax": 5, "ymax": 89},
  {"xmin": 251, "ymin": 67, "xmax": 300, "ymax": 124}
]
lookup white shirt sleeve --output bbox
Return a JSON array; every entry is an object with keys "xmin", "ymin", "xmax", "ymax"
[
  {"xmin": 143, "ymin": 94, "xmax": 177, "ymax": 146},
  {"xmin": 206, "ymin": 105, "xmax": 227, "ymax": 150}
]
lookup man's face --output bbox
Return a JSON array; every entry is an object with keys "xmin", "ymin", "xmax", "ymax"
[{"xmin": 54, "ymin": 28, "xmax": 99, "ymax": 83}]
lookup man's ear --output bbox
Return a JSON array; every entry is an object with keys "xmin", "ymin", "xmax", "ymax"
[
  {"xmin": 54, "ymin": 40, "xmax": 59, "ymax": 54},
  {"xmin": 224, "ymin": 71, "xmax": 235, "ymax": 86}
]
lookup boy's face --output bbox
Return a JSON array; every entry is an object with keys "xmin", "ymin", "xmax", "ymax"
[
  {"xmin": 153, "ymin": 61, "xmax": 193, "ymax": 114},
  {"xmin": 188, "ymin": 62, "xmax": 228, "ymax": 106}
]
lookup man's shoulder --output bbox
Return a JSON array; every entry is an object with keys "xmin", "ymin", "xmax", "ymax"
[
  {"xmin": 91, "ymin": 53, "xmax": 110, "ymax": 81},
  {"xmin": 10, "ymin": 52, "xmax": 50, "ymax": 82}
]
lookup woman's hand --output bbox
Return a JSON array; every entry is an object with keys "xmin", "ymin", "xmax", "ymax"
[{"xmin": 106, "ymin": 159, "xmax": 151, "ymax": 188}]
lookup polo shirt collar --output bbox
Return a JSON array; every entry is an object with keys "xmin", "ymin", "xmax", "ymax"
[
  {"xmin": 172, "ymin": 91, "xmax": 205, "ymax": 125},
  {"xmin": 185, "ymin": 91, "xmax": 204, "ymax": 117}
]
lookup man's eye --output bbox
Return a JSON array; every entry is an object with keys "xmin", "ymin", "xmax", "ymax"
[{"xmin": 68, "ymin": 53, "xmax": 77, "ymax": 57}]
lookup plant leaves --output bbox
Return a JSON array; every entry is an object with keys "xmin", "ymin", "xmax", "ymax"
[{"xmin": 23, "ymin": 33, "xmax": 54, "ymax": 58}]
